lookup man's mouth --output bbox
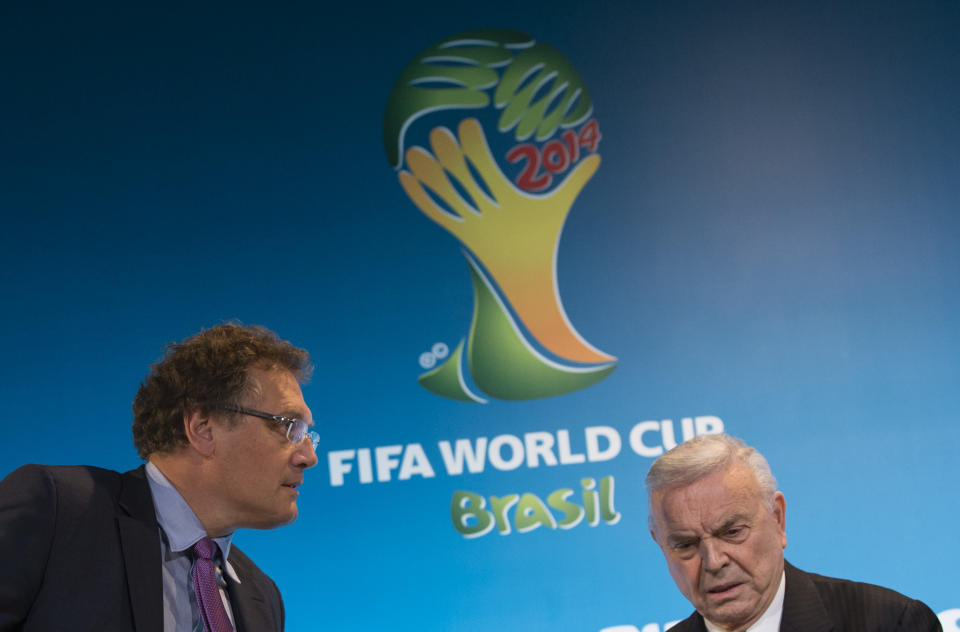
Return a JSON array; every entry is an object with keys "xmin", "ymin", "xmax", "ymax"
[
  {"xmin": 282, "ymin": 482, "xmax": 301, "ymax": 489},
  {"xmin": 706, "ymin": 581, "xmax": 742, "ymax": 597}
]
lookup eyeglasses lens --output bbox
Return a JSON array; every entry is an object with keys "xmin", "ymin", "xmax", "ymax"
[{"xmin": 286, "ymin": 420, "xmax": 319, "ymax": 450}]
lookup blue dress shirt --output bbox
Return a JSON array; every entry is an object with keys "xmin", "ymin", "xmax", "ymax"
[{"xmin": 146, "ymin": 462, "xmax": 240, "ymax": 632}]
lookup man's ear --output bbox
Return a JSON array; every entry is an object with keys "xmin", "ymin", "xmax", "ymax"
[
  {"xmin": 772, "ymin": 491, "xmax": 787, "ymax": 548},
  {"xmin": 183, "ymin": 408, "xmax": 216, "ymax": 457}
]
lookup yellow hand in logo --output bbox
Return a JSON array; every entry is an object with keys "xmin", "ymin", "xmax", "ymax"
[{"xmin": 399, "ymin": 118, "xmax": 614, "ymax": 364}]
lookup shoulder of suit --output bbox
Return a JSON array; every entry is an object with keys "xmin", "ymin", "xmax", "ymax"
[
  {"xmin": 6, "ymin": 463, "xmax": 123, "ymax": 491},
  {"xmin": 803, "ymin": 567, "xmax": 910, "ymax": 598},
  {"xmin": 796, "ymin": 565, "xmax": 934, "ymax": 619},
  {"xmin": 3, "ymin": 464, "xmax": 140, "ymax": 512}
]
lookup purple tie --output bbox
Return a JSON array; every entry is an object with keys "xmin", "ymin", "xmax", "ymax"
[{"xmin": 192, "ymin": 537, "xmax": 235, "ymax": 632}]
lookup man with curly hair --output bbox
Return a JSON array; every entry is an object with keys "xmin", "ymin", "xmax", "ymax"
[{"xmin": 0, "ymin": 324, "xmax": 318, "ymax": 631}]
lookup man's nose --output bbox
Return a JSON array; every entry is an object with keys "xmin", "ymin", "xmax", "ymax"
[
  {"xmin": 700, "ymin": 538, "xmax": 729, "ymax": 572},
  {"xmin": 293, "ymin": 440, "xmax": 319, "ymax": 469}
]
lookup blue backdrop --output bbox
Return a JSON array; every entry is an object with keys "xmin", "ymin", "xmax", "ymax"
[{"xmin": 2, "ymin": 1, "xmax": 958, "ymax": 630}]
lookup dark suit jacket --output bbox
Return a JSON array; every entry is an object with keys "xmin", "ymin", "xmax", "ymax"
[
  {"xmin": 667, "ymin": 561, "xmax": 941, "ymax": 631},
  {"xmin": 0, "ymin": 464, "xmax": 284, "ymax": 632}
]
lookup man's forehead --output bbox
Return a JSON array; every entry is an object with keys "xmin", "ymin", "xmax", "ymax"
[
  {"xmin": 653, "ymin": 465, "xmax": 763, "ymax": 527},
  {"xmin": 246, "ymin": 367, "xmax": 310, "ymax": 413},
  {"xmin": 246, "ymin": 366, "xmax": 291, "ymax": 390}
]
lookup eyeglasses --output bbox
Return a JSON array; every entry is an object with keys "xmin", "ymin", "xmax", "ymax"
[{"xmin": 218, "ymin": 405, "xmax": 319, "ymax": 451}]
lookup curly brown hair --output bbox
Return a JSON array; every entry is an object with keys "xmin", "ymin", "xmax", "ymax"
[{"xmin": 132, "ymin": 323, "xmax": 312, "ymax": 460}]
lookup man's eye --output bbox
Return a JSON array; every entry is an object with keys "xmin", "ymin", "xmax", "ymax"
[
  {"xmin": 673, "ymin": 544, "xmax": 698, "ymax": 559},
  {"xmin": 724, "ymin": 526, "xmax": 748, "ymax": 541}
]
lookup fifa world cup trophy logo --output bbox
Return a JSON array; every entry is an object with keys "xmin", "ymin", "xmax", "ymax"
[{"xmin": 384, "ymin": 29, "xmax": 616, "ymax": 402}]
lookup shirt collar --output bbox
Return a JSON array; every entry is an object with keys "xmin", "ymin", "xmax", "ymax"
[
  {"xmin": 704, "ymin": 569, "xmax": 785, "ymax": 632},
  {"xmin": 145, "ymin": 461, "xmax": 241, "ymax": 583}
]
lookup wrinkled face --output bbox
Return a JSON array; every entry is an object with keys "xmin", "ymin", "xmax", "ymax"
[
  {"xmin": 212, "ymin": 367, "xmax": 318, "ymax": 531},
  {"xmin": 649, "ymin": 464, "xmax": 786, "ymax": 632}
]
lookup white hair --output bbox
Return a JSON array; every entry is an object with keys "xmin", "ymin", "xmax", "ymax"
[{"xmin": 646, "ymin": 434, "xmax": 778, "ymax": 529}]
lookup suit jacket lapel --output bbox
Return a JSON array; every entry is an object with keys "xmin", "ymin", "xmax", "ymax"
[
  {"xmin": 779, "ymin": 561, "xmax": 833, "ymax": 632},
  {"xmin": 117, "ymin": 466, "xmax": 164, "ymax": 632},
  {"xmin": 225, "ymin": 565, "xmax": 272, "ymax": 632}
]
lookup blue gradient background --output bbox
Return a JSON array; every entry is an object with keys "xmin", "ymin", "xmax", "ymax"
[{"xmin": 1, "ymin": 1, "xmax": 958, "ymax": 630}]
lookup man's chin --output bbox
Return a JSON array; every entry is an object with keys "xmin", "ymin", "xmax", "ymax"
[
  {"xmin": 242, "ymin": 505, "xmax": 299, "ymax": 530},
  {"xmin": 699, "ymin": 596, "xmax": 760, "ymax": 631},
  {"xmin": 275, "ymin": 503, "xmax": 299, "ymax": 527}
]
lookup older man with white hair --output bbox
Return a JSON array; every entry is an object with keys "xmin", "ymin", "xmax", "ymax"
[{"xmin": 646, "ymin": 433, "xmax": 940, "ymax": 632}]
